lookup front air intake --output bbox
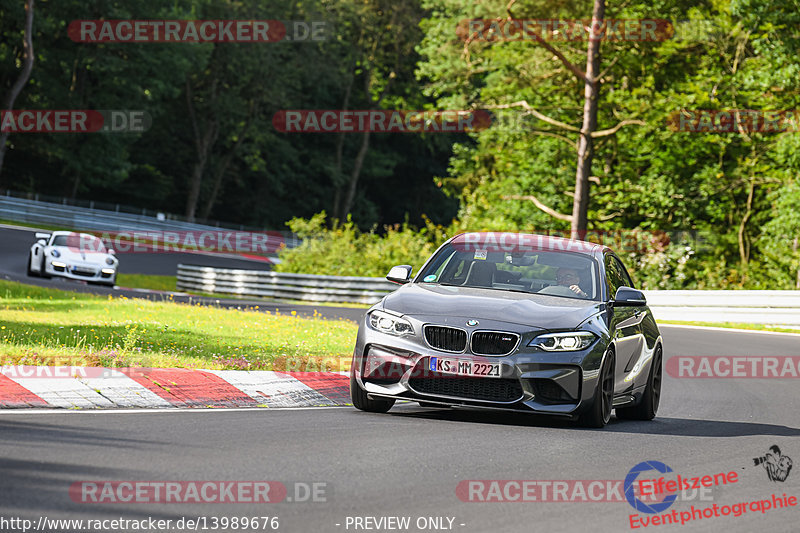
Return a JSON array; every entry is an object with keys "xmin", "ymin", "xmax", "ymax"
[
  {"xmin": 471, "ymin": 331, "xmax": 519, "ymax": 356},
  {"xmin": 424, "ymin": 326, "xmax": 467, "ymax": 352}
]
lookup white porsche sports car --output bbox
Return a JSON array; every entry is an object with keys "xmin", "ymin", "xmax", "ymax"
[{"xmin": 27, "ymin": 231, "xmax": 118, "ymax": 286}]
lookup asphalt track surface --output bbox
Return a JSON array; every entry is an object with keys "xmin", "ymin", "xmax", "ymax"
[{"xmin": 1, "ymin": 227, "xmax": 799, "ymax": 532}]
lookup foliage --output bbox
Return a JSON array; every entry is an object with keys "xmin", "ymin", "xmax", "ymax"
[
  {"xmin": 275, "ymin": 212, "xmax": 450, "ymax": 277},
  {"xmin": 0, "ymin": 0, "xmax": 458, "ymax": 229}
]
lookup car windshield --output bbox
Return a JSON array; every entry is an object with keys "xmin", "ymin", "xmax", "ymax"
[
  {"xmin": 51, "ymin": 233, "xmax": 107, "ymax": 253},
  {"xmin": 416, "ymin": 243, "xmax": 600, "ymax": 300}
]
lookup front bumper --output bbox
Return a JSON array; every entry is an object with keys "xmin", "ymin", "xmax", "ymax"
[
  {"xmin": 45, "ymin": 258, "xmax": 116, "ymax": 282},
  {"xmin": 353, "ymin": 316, "xmax": 610, "ymax": 417}
]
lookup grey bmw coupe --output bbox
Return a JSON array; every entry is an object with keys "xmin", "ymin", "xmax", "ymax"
[{"xmin": 350, "ymin": 232, "xmax": 663, "ymax": 428}]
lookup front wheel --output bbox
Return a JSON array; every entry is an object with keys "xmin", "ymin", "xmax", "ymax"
[
  {"xmin": 616, "ymin": 346, "xmax": 662, "ymax": 421},
  {"xmin": 39, "ymin": 255, "xmax": 51, "ymax": 279},
  {"xmin": 351, "ymin": 371, "xmax": 395, "ymax": 413},
  {"xmin": 27, "ymin": 253, "xmax": 37, "ymax": 277},
  {"xmin": 578, "ymin": 351, "xmax": 615, "ymax": 428}
]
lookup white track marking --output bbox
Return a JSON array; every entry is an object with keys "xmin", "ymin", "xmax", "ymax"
[
  {"xmin": 208, "ymin": 370, "xmax": 337, "ymax": 407},
  {"xmin": 76, "ymin": 369, "xmax": 173, "ymax": 408},
  {"xmin": 2, "ymin": 375, "xmax": 114, "ymax": 409},
  {"xmin": 661, "ymin": 324, "xmax": 800, "ymax": 336}
]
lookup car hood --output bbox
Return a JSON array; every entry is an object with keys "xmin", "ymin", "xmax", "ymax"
[
  {"xmin": 382, "ymin": 283, "xmax": 603, "ymax": 330},
  {"xmin": 50, "ymin": 246, "xmax": 111, "ymax": 264}
]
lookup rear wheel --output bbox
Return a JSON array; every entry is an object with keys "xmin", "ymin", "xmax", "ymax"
[
  {"xmin": 616, "ymin": 346, "xmax": 662, "ymax": 421},
  {"xmin": 351, "ymin": 371, "xmax": 395, "ymax": 413},
  {"xmin": 578, "ymin": 350, "xmax": 615, "ymax": 428}
]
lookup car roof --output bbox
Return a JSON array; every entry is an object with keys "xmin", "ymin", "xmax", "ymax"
[{"xmin": 449, "ymin": 232, "xmax": 608, "ymax": 256}]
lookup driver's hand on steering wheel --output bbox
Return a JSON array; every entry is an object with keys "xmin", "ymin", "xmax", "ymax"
[{"xmin": 569, "ymin": 284, "xmax": 588, "ymax": 298}]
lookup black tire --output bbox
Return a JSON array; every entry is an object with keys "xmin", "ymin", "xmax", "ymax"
[
  {"xmin": 95, "ymin": 274, "xmax": 116, "ymax": 287},
  {"xmin": 350, "ymin": 371, "xmax": 395, "ymax": 413},
  {"xmin": 39, "ymin": 255, "xmax": 50, "ymax": 279},
  {"xmin": 578, "ymin": 350, "xmax": 615, "ymax": 428},
  {"xmin": 616, "ymin": 346, "xmax": 662, "ymax": 421},
  {"xmin": 26, "ymin": 253, "xmax": 36, "ymax": 277}
]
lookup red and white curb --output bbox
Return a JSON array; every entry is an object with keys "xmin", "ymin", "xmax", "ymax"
[{"xmin": 0, "ymin": 367, "xmax": 351, "ymax": 409}]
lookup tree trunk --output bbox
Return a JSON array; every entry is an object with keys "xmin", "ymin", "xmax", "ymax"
[
  {"xmin": 200, "ymin": 106, "xmax": 256, "ymax": 220},
  {"xmin": 737, "ymin": 178, "xmax": 755, "ymax": 283},
  {"xmin": 340, "ymin": 68, "xmax": 376, "ymax": 218},
  {"xmin": 184, "ymin": 77, "xmax": 219, "ymax": 221},
  {"xmin": 0, "ymin": 0, "xmax": 35, "ymax": 184},
  {"xmin": 185, "ymin": 126, "xmax": 217, "ymax": 221},
  {"xmin": 341, "ymin": 129, "xmax": 371, "ymax": 217},
  {"xmin": 332, "ymin": 68, "xmax": 355, "ymax": 222},
  {"xmin": 70, "ymin": 173, "xmax": 81, "ymax": 199},
  {"xmin": 570, "ymin": 0, "xmax": 605, "ymax": 240}
]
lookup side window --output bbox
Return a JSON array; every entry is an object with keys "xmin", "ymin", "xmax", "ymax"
[
  {"xmin": 614, "ymin": 256, "xmax": 635, "ymax": 289},
  {"xmin": 604, "ymin": 254, "xmax": 625, "ymax": 299}
]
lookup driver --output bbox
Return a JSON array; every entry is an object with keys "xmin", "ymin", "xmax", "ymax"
[{"xmin": 556, "ymin": 268, "xmax": 588, "ymax": 298}]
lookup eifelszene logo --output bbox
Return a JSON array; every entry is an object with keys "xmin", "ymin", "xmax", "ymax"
[
  {"xmin": 624, "ymin": 460, "xmax": 737, "ymax": 514},
  {"xmin": 625, "ymin": 461, "xmax": 677, "ymax": 514}
]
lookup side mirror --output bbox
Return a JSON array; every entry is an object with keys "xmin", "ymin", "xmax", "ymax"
[
  {"xmin": 108, "ymin": 249, "xmax": 116, "ymax": 255},
  {"xmin": 37, "ymin": 239, "xmax": 47, "ymax": 246},
  {"xmin": 611, "ymin": 286, "xmax": 647, "ymax": 306},
  {"xmin": 386, "ymin": 265, "xmax": 413, "ymax": 285}
]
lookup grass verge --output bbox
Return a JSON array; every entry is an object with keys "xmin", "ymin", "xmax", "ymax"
[
  {"xmin": 660, "ymin": 320, "xmax": 800, "ymax": 334},
  {"xmin": 0, "ymin": 280, "xmax": 357, "ymax": 371},
  {"xmin": 116, "ymin": 273, "xmax": 177, "ymax": 292}
]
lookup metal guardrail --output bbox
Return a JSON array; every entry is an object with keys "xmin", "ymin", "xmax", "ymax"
[
  {"xmin": 0, "ymin": 192, "xmax": 300, "ymax": 248},
  {"xmin": 177, "ymin": 264, "xmax": 800, "ymax": 324},
  {"xmin": 177, "ymin": 264, "xmax": 397, "ymax": 304},
  {"xmin": 642, "ymin": 290, "xmax": 800, "ymax": 326}
]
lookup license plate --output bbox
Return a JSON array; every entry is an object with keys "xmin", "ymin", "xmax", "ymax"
[
  {"xmin": 72, "ymin": 267, "xmax": 94, "ymax": 274},
  {"xmin": 428, "ymin": 357, "xmax": 501, "ymax": 378}
]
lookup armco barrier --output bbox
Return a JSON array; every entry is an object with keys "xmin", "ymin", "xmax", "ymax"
[
  {"xmin": 0, "ymin": 192, "xmax": 299, "ymax": 248},
  {"xmin": 642, "ymin": 290, "xmax": 800, "ymax": 326},
  {"xmin": 176, "ymin": 264, "xmax": 800, "ymax": 324},
  {"xmin": 177, "ymin": 264, "xmax": 397, "ymax": 304}
]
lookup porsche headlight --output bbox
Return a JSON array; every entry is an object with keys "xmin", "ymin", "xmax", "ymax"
[
  {"xmin": 529, "ymin": 332, "xmax": 596, "ymax": 351},
  {"xmin": 106, "ymin": 257, "xmax": 115, "ymax": 265},
  {"xmin": 50, "ymin": 249, "xmax": 60, "ymax": 258},
  {"xmin": 369, "ymin": 310, "xmax": 414, "ymax": 336}
]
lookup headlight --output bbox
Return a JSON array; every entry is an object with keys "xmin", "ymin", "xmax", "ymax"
[
  {"xmin": 50, "ymin": 249, "xmax": 60, "ymax": 258},
  {"xmin": 529, "ymin": 332, "xmax": 596, "ymax": 351},
  {"xmin": 106, "ymin": 257, "xmax": 114, "ymax": 265},
  {"xmin": 369, "ymin": 310, "xmax": 414, "ymax": 336}
]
